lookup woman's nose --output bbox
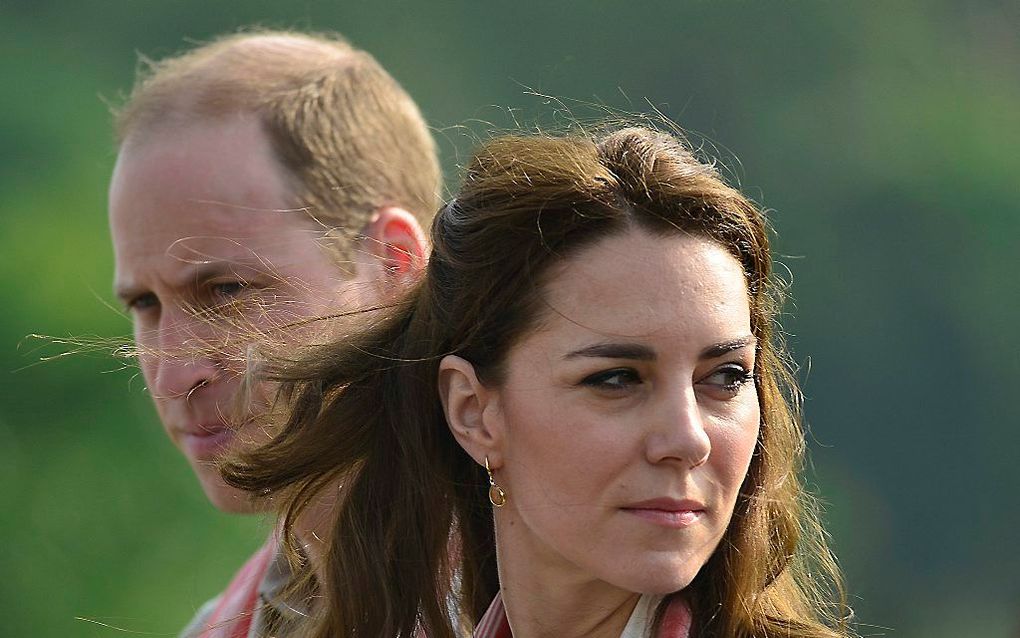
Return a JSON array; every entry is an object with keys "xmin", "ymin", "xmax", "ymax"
[{"xmin": 644, "ymin": 384, "xmax": 711, "ymax": 470}]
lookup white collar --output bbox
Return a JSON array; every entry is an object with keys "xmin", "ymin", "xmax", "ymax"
[{"xmin": 619, "ymin": 594, "xmax": 665, "ymax": 638}]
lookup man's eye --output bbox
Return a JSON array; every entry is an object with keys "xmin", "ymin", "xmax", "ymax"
[
  {"xmin": 580, "ymin": 368, "xmax": 642, "ymax": 391},
  {"xmin": 210, "ymin": 281, "xmax": 249, "ymax": 301},
  {"xmin": 127, "ymin": 293, "xmax": 159, "ymax": 313},
  {"xmin": 699, "ymin": 364, "xmax": 755, "ymax": 396}
]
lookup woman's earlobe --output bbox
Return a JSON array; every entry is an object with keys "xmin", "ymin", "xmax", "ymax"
[{"xmin": 438, "ymin": 355, "xmax": 503, "ymax": 464}]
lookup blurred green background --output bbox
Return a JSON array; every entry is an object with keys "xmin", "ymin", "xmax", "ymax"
[{"xmin": 2, "ymin": 1, "xmax": 1017, "ymax": 636}]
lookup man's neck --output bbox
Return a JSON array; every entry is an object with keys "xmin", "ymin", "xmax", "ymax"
[{"xmin": 289, "ymin": 488, "xmax": 340, "ymax": 589}]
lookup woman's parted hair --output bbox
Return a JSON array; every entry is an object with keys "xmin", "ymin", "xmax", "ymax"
[{"xmin": 224, "ymin": 126, "xmax": 849, "ymax": 638}]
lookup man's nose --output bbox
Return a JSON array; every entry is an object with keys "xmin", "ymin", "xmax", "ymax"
[{"xmin": 147, "ymin": 306, "xmax": 220, "ymax": 402}]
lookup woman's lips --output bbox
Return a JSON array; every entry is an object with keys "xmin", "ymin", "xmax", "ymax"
[{"xmin": 621, "ymin": 498, "xmax": 705, "ymax": 528}]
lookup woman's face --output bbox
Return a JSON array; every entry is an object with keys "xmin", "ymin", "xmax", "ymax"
[{"xmin": 489, "ymin": 228, "xmax": 760, "ymax": 595}]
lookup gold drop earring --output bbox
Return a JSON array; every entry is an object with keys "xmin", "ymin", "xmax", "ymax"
[{"xmin": 485, "ymin": 455, "xmax": 507, "ymax": 508}]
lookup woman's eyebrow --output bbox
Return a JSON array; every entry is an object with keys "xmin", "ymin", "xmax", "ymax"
[
  {"xmin": 699, "ymin": 335, "xmax": 757, "ymax": 360},
  {"xmin": 563, "ymin": 336, "xmax": 757, "ymax": 362},
  {"xmin": 563, "ymin": 342, "xmax": 656, "ymax": 361}
]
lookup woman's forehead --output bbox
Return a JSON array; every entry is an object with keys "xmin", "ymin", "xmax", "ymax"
[{"xmin": 526, "ymin": 230, "xmax": 751, "ymax": 351}]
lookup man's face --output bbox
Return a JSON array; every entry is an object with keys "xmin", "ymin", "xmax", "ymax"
[{"xmin": 109, "ymin": 114, "xmax": 379, "ymax": 512}]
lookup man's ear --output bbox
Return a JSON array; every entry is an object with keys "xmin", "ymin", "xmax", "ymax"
[
  {"xmin": 361, "ymin": 206, "xmax": 427, "ymax": 280},
  {"xmin": 438, "ymin": 355, "xmax": 504, "ymax": 468}
]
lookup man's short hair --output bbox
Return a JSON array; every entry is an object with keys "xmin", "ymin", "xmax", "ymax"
[{"xmin": 115, "ymin": 30, "xmax": 441, "ymax": 255}]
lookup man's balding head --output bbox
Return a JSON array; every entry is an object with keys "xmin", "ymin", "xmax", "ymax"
[
  {"xmin": 110, "ymin": 30, "xmax": 438, "ymax": 513},
  {"xmin": 116, "ymin": 30, "xmax": 441, "ymax": 242}
]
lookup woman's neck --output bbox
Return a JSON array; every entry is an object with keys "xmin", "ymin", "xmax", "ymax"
[{"xmin": 495, "ymin": 518, "xmax": 642, "ymax": 638}]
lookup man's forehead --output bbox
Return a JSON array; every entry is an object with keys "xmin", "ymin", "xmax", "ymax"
[
  {"xmin": 114, "ymin": 189, "xmax": 322, "ymax": 246},
  {"xmin": 119, "ymin": 225, "xmax": 325, "ymax": 270}
]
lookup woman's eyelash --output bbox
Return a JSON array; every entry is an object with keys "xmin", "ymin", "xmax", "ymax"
[
  {"xmin": 705, "ymin": 364, "xmax": 755, "ymax": 391},
  {"xmin": 580, "ymin": 368, "xmax": 642, "ymax": 389},
  {"xmin": 578, "ymin": 364, "xmax": 754, "ymax": 395}
]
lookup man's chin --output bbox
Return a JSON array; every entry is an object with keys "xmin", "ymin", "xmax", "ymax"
[{"xmin": 199, "ymin": 475, "xmax": 264, "ymax": 514}]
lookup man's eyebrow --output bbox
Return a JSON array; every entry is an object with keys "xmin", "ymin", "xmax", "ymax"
[
  {"xmin": 563, "ymin": 342, "xmax": 656, "ymax": 361},
  {"xmin": 187, "ymin": 261, "xmax": 257, "ymax": 285},
  {"xmin": 113, "ymin": 283, "xmax": 139, "ymax": 303},
  {"xmin": 700, "ymin": 335, "xmax": 757, "ymax": 360},
  {"xmin": 113, "ymin": 260, "xmax": 261, "ymax": 302}
]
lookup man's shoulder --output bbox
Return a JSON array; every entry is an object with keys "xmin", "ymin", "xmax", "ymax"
[
  {"xmin": 175, "ymin": 536, "xmax": 282, "ymax": 638},
  {"xmin": 177, "ymin": 595, "xmax": 222, "ymax": 638}
]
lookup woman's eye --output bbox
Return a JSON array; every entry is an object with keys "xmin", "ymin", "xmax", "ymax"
[
  {"xmin": 699, "ymin": 364, "xmax": 754, "ymax": 397},
  {"xmin": 580, "ymin": 368, "xmax": 642, "ymax": 391}
]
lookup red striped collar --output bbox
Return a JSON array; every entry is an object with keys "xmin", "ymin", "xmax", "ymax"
[
  {"xmin": 473, "ymin": 592, "xmax": 511, "ymax": 638},
  {"xmin": 200, "ymin": 536, "xmax": 277, "ymax": 638}
]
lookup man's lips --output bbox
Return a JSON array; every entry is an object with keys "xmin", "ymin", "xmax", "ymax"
[
  {"xmin": 621, "ymin": 497, "xmax": 706, "ymax": 528},
  {"xmin": 178, "ymin": 422, "xmax": 236, "ymax": 461},
  {"xmin": 181, "ymin": 421, "xmax": 230, "ymax": 437}
]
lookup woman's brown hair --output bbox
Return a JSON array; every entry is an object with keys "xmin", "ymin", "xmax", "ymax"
[{"xmin": 224, "ymin": 125, "xmax": 850, "ymax": 638}]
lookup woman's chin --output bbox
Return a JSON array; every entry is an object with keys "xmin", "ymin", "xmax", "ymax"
[
  {"xmin": 639, "ymin": 579, "xmax": 695, "ymax": 596},
  {"xmin": 607, "ymin": 563, "xmax": 699, "ymax": 597}
]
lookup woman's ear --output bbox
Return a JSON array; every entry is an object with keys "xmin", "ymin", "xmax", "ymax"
[
  {"xmin": 361, "ymin": 206, "xmax": 427, "ymax": 282},
  {"xmin": 438, "ymin": 355, "xmax": 504, "ymax": 467}
]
